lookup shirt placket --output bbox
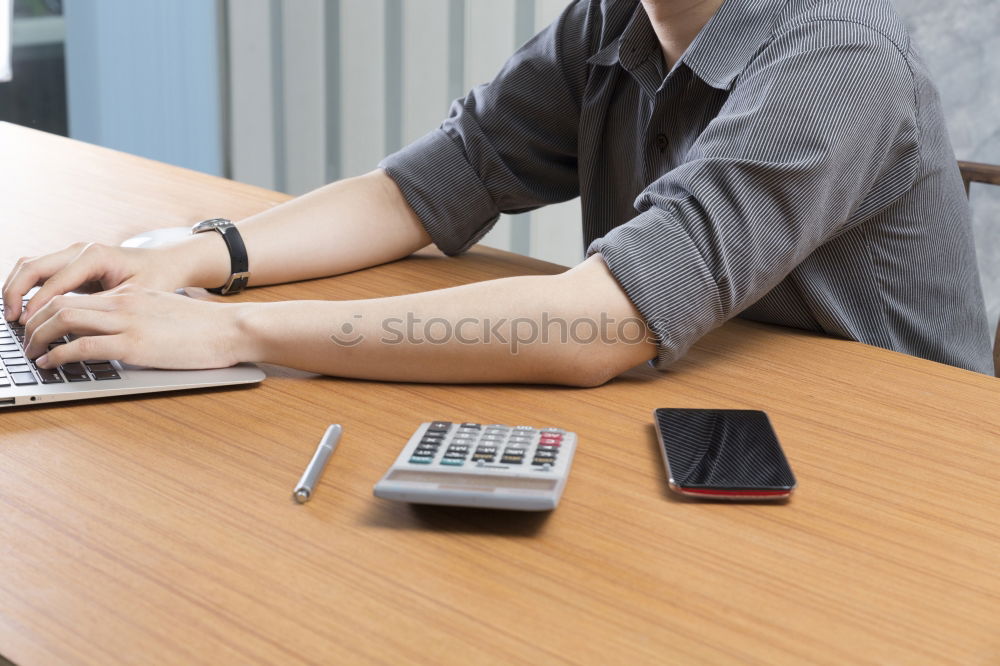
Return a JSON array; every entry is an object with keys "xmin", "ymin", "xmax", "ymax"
[{"xmin": 643, "ymin": 69, "xmax": 689, "ymax": 184}]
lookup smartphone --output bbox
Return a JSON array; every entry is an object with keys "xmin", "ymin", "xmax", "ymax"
[{"xmin": 653, "ymin": 408, "xmax": 796, "ymax": 500}]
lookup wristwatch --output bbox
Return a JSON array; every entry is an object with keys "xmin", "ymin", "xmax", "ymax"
[{"xmin": 190, "ymin": 218, "xmax": 250, "ymax": 295}]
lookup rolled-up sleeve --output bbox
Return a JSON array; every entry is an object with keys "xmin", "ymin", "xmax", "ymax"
[
  {"xmin": 589, "ymin": 21, "xmax": 920, "ymax": 368},
  {"xmin": 379, "ymin": 1, "xmax": 594, "ymax": 255}
]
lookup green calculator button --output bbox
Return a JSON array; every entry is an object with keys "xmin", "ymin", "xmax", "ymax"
[
  {"xmin": 409, "ymin": 456, "xmax": 433, "ymax": 464},
  {"xmin": 440, "ymin": 458, "xmax": 465, "ymax": 466}
]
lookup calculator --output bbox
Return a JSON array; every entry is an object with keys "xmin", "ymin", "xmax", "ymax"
[{"xmin": 373, "ymin": 421, "xmax": 578, "ymax": 511}]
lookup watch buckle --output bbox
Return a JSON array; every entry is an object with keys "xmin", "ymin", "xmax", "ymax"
[{"xmin": 220, "ymin": 271, "xmax": 251, "ymax": 295}]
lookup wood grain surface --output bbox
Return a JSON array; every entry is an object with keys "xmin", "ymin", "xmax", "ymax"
[{"xmin": 2, "ymin": 123, "xmax": 999, "ymax": 665}]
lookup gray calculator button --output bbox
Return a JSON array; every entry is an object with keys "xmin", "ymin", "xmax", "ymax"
[
  {"xmin": 508, "ymin": 436, "xmax": 533, "ymax": 444},
  {"xmin": 513, "ymin": 425, "xmax": 535, "ymax": 431}
]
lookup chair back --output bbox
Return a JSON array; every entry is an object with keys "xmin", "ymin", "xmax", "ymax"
[{"xmin": 958, "ymin": 161, "xmax": 1000, "ymax": 376}]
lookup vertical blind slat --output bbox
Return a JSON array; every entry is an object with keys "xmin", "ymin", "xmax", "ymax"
[
  {"xmin": 281, "ymin": 0, "xmax": 326, "ymax": 195},
  {"xmin": 227, "ymin": 0, "xmax": 277, "ymax": 190},
  {"xmin": 339, "ymin": 0, "xmax": 387, "ymax": 179}
]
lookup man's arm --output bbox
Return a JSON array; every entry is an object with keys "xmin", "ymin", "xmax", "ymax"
[
  {"xmin": 25, "ymin": 255, "xmax": 656, "ymax": 387},
  {"xmin": 3, "ymin": 169, "xmax": 430, "ymax": 323},
  {"xmin": 588, "ymin": 21, "xmax": 922, "ymax": 367},
  {"xmin": 183, "ymin": 170, "xmax": 432, "ymax": 288}
]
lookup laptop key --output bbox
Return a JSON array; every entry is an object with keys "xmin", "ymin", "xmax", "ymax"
[
  {"xmin": 91, "ymin": 368, "xmax": 121, "ymax": 380},
  {"xmin": 10, "ymin": 372, "xmax": 37, "ymax": 386},
  {"xmin": 60, "ymin": 362, "xmax": 91, "ymax": 382},
  {"xmin": 37, "ymin": 368, "xmax": 64, "ymax": 384}
]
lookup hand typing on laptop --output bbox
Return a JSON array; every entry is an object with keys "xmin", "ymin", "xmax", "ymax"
[
  {"xmin": 19, "ymin": 286, "xmax": 244, "ymax": 371},
  {"xmin": 3, "ymin": 241, "xmax": 204, "ymax": 325}
]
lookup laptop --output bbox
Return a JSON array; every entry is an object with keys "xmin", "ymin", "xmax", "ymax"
[{"xmin": 0, "ymin": 293, "xmax": 265, "ymax": 408}]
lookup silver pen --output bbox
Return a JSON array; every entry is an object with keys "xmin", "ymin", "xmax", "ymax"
[{"xmin": 293, "ymin": 424, "xmax": 343, "ymax": 503}]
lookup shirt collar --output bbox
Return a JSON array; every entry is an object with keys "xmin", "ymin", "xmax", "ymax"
[
  {"xmin": 588, "ymin": 0, "xmax": 788, "ymax": 91},
  {"xmin": 683, "ymin": 0, "xmax": 788, "ymax": 89}
]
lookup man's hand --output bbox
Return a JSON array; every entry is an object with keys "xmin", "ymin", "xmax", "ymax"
[
  {"xmin": 23, "ymin": 285, "xmax": 242, "ymax": 370},
  {"xmin": 3, "ymin": 241, "xmax": 204, "ymax": 324}
]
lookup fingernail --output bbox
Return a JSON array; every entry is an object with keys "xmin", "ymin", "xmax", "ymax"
[{"xmin": 35, "ymin": 354, "xmax": 49, "ymax": 369}]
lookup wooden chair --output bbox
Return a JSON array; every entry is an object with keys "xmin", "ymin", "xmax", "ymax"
[{"xmin": 958, "ymin": 161, "xmax": 1000, "ymax": 376}]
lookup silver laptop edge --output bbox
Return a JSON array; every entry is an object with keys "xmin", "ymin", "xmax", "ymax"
[{"xmin": 0, "ymin": 362, "xmax": 265, "ymax": 408}]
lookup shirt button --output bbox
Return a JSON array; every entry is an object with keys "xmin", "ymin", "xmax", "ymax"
[{"xmin": 655, "ymin": 133, "xmax": 669, "ymax": 152}]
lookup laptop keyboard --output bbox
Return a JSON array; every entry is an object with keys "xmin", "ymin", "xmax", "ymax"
[{"xmin": 0, "ymin": 297, "xmax": 120, "ymax": 388}]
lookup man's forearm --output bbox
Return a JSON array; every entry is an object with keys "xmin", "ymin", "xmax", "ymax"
[
  {"xmin": 178, "ymin": 170, "xmax": 431, "ymax": 289},
  {"xmin": 230, "ymin": 255, "xmax": 656, "ymax": 386}
]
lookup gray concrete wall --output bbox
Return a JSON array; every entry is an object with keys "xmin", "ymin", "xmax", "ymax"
[{"xmin": 894, "ymin": 0, "xmax": 1000, "ymax": 330}]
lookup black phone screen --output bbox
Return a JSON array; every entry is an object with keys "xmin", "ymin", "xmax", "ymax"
[{"xmin": 653, "ymin": 408, "xmax": 796, "ymax": 499}]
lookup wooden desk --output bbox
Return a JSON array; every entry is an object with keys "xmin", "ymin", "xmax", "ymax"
[{"xmin": 1, "ymin": 123, "xmax": 999, "ymax": 665}]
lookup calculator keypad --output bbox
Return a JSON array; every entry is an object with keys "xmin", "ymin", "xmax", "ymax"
[{"xmin": 408, "ymin": 422, "xmax": 567, "ymax": 470}]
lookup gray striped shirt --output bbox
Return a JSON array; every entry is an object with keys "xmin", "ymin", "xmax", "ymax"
[{"xmin": 380, "ymin": 0, "xmax": 993, "ymax": 375}]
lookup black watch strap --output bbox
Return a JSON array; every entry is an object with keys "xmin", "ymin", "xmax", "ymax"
[{"xmin": 191, "ymin": 218, "xmax": 250, "ymax": 295}]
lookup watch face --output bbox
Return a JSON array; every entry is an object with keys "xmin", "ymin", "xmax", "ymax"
[{"xmin": 191, "ymin": 218, "xmax": 232, "ymax": 234}]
